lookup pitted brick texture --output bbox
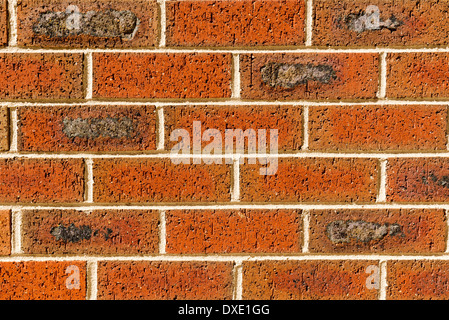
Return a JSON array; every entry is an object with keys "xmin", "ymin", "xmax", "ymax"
[
  {"xmin": 0, "ymin": 210, "xmax": 10, "ymax": 255},
  {"xmin": 0, "ymin": 106, "xmax": 8, "ymax": 151}
]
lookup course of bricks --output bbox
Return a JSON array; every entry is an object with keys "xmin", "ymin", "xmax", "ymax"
[{"xmin": 1, "ymin": 0, "xmax": 449, "ymax": 300}]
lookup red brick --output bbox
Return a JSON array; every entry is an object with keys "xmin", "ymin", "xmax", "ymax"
[
  {"xmin": 0, "ymin": 53, "xmax": 84, "ymax": 101},
  {"xmin": 97, "ymin": 261, "xmax": 234, "ymax": 300},
  {"xmin": 93, "ymin": 159, "xmax": 231, "ymax": 203},
  {"xmin": 0, "ymin": 106, "xmax": 8, "ymax": 151},
  {"xmin": 0, "ymin": 210, "xmax": 10, "ymax": 255},
  {"xmin": 17, "ymin": 105, "xmax": 157, "ymax": 152},
  {"xmin": 242, "ymin": 260, "xmax": 379, "ymax": 300},
  {"xmin": 166, "ymin": 209, "xmax": 302, "ymax": 254},
  {"xmin": 17, "ymin": 0, "xmax": 158, "ymax": 48},
  {"xmin": 165, "ymin": 105, "xmax": 302, "ymax": 153},
  {"xmin": 387, "ymin": 261, "xmax": 449, "ymax": 300},
  {"xmin": 240, "ymin": 158, "xmax": 378, "ymax": 203},
  {"xmin": 0, "ymin": 158, "xmax": 84, "ymax": 203},
  {"xmin": 0, "ymin": 261, "xmax": 86, "ymax": 300},
  {"xmin": 387, "ymin": 158, "xmax": 449, "ymax": 203},
  {"xmin": 240, "ymin": 53, "xmax": 379, "ymax": 101},
  {"xmin": 21, "ymin": 209, "xmax": 159, "ymax": 255},
  {"xmin": 166, "ymin": 0, "xmax": 305, "ymax": 47},
  {"xmin": 387, "ymin": 53, "xmax": 449, "ymax": 99},
  {"xmin": 93, "ymin": 53, "xmax": 232, "ymax": 99},
  {"xmin": 0, "ymin": 0, "xmax": 6, "ymax": 46},
  {"xmin": 314, "ymin": 0, "xmax": 449, "ymax": 47},
  {"xmin": 309, "ymin": 105, "xmax": 447, "ymax": 152},
  {"xmin": 309, "ymin": 209, "xmax": 446, "ymax": 254}
]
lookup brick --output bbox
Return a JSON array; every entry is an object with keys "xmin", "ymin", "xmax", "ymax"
[
  {"xmin": 240, "ymin": 158, "xmax": 378, "ymax": 203},
  {"xmin": 21, "ymin": 209, "xmax": 159, "ymax": 255},
  {"xmin": 242, "ymin": 260, "xmax": 379, "ymax": 300},
  {"xmin": 0, "ymin": 159, "xmax": 84, "ymax": 203},
  {"xmin": 387, "ymin": 158, "xmax": 449, "ymax": 202},
  {"xmin": 165, "ymin": 105, "xmax": 302, "ymax": 153},
  {"xmin": 0, "ymin": 0, "xmax": 6, "ymax": 46},
  {"xmin": 17, "ymin": 105, "xmax": 157, "ymax": 152},
  {"xmin": 314, "ymin": 0, "xmax": 449, "ymax": 47},
  {"xmin": 240, "ymin": 53, "xmax": 379, "ymax": 101},
  {"xmin": 0, "ymin": 53, "xmax": 84, "ymax": 101},
  {"xmin": 387, "ymin": 261, "xmax": 449, "ymax": 300},
  {"xmin": 0, "ymin": 210, "xmax": 10, "ymax": 255},
  {"xmin": 309, "ymin": 105, "xmax": 447, "ymax": 152},
  {"xmin": 166, "ymin": 0, "xmax": 305, "ymax": 47},
  {"xmin": 166, "ymin": 209, "xmax": 302, "ymax": 254},
  {"xmin": 93, "ymin": 159, "xmax": 231, "ymax": 203},
  {"xmin": 0, "ymin": 261, "xmax": 86, "ymax": 300},
  {"xmin": 17, "ymin": 0, "xmax": 158, "ymax": 48},
  {"xmin": 93, "ymin": 53, "xmax": 232, "ymax": 99},
  {"xmin": 387, "ymin": 53, "xmax": 449, "ymax": 99},
  {"xmin": 0, "ymin": 106, "xmax": 8, "ymax": 151},
  {"xmin": 97, "ymin": 261, "xmax": 234, "ymax": 300},
  {"xmin": 309, "ymin": 209, "xmax": 446, "ymax": 254}
]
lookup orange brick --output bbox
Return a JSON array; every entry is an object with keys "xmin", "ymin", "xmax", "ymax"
[
  {"xmin": 21, "ymin": 209, "xmax": 159, "ymax": 255},
  {"xmin": 242, "ymin": 260, "xmax": 380, "ymax": 300},
  {"xmin": 97, "ymin": 261, "xmax": 234, "ymax": 300},
  {"xmin": 0, "ymin": 106, "xmax": 8, "ymax": 151},
  {"xmin": 93, "ymin": 159, "xmax": 231, "ymax": 203},
  {"xmin": 309, "ymin": 105, "xmax": 447, "ymax": 152},
  {"xmin": 0, "ymin": 210, "xmax": 10, "ymax": 255},
  {"xmin": 309, "ymin": 209, "xmax": 447, "ymax": 254},
  {"xmin": 17, "ymin": 105, "xmax": 157, "ymax": 152},
  {"xmin": 0, "ymin": 0, "xmax": 7, "ymax": 46},
  {"xmin": 166, "ymin": 209, "xmax": 302, "ymax": 254},
  {"xmin": 0, "ymin": 261, "xmax": 86, "ymax": 300},
  {"xmin": 166, "ymin": 0, "xmax": 305, "ymax": 47},
  {"xmin": 93, "ymin": 53, "xmax": 232, "ymax": 99}
]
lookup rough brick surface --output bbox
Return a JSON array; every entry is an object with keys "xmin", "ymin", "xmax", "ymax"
[
  {"xmin": 387, "ymin": 158, "xmax": 449, "ymax": 203},
  {"xmin": 309, "ymin": 209, "xmax": 447, "ymax": 254},
  {"xmin": 97, "ymin": 261, "xmax": 234, "ymax": 300},
  {"xmin": 93, "ymin": 159, "xmax": 231, "ymax": 203},
  {"xmin": 309, "ymin": 105, "xmax": 447, "ymax": 152},
  {"xmin": 166, "ymin": 0, "xmax": 305, "ymax": 47},
  {"xmin": 0, "ymin": 159, "xmax": 84, "ymax": 203},
  {"xmin": 387, "ymin": 261, "xmax": 449, "ymax": 300},
  {"xmin": 0, "ymin": 0, "xmax": 7, "ymax": 46},
  {"xmin": 240, "ymin": 53, "xmax": 379, "ymax": 101},
  {"xmin": 242, "ymin": 260, "xmax": 379, "ymax": 300},
  {"xmin": 0, "ymin": 261, "xmax": 86, "ymax": 300},
  {"xmin": 0, "ymin": 210, "xmax": 10, "ymax": 255},
  {"xmin": 17, "ymin": 105, "xmax": 157, "ymax": 152},
  {"xmin": 166, "ymin": 209, "xmax": 302, "ymax": 254},
  {"xmin": 93, "ymin": 53, "xmax": 232, "ymax": 99},
  {"xmin": 240, "ymin": 158, "xmax": 378, "ymax": 203},
  {"xmin": 165, "ymin": 105, "xmax": 302, "ymax": 153},
  {"xmin": 0, "ymin": 53, "xmax": 84, "ymax": 101},
  {"xmin": 0, "ymin": 106, "xmax": 8, "ymax": 151},
  {"xmin": 314, "ymin": 0, "xmax": 449, "ymax": 47},
  {"xmin": 21, "ymin": 209, "xmax": 159, "ymax": 255}
]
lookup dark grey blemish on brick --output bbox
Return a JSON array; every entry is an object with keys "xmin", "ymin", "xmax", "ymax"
[
  {"xmin": 50, "ymin": 223, "xmax": 93, "ymax": 243},
  {"xmin": 422, "ymin": 173, "xmax": 449, "ymax": 188},
  {"xmin": 261, "ymin": 62, "xmax": 337, "ymax": 88},
  {"xmin": 326, "ymin": 220, "xmax": 403, "ymax": 244},
  {"xmin": 62, "ymin": 117, "xmax": 134, "ymax": 139},
  {"xmin": 341, "ymin": 5, "xmax": 403, "ymax": 33}
]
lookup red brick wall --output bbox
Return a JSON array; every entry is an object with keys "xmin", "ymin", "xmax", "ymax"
[{"xmin": 0, "ymin": 0, "xmax": 448, "ymax": 300}]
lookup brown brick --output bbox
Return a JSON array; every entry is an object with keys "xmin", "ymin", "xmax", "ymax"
[
  {"xmin": 0, "ymin": 106, "xmax": 8, "ymax": 151},
  {"xmin": 309, "ymin": 105, "xmax": 447, "ymax": 152},
  {"xmin": 0, "ymin": 0, "xmax": 7, "ymax": 46},
  {"xmin": 314, "ymin": 0, "xmax": 449, "ymax": 47},
  {"xmin": 387, "ymin": 53, "xmax": 449, "ymax": 99},
  {"xmin": 0, "ymin": 159, "xmax": 84, "ymax": 203},
  {"xmin": 240, "ymin": 158, "xmax": 379, "ymax": 203},
  {"xmin": 166, "ymin": 209, "xmax": 302, "ymax": 254},
  {"xmin": 93, "ymin": 53, "xmax": 232, "ymax": 99},
  {"xmin": 97, "ymin": 261, "xmax": 234, "ymax": 300},
  {"xmin": 387, "ymin": 158, "xmax": 449, "ymax": 202},
  {"xmin": 242, "ymin": 260, "xmax": 379, "ymax": 300},
  {"xmin": 166, "ymin": 0, "xmax": 305, "ymax": 47},
  {"xmin": 309, "ymin": 209, "xmax": 447, "ymax": 254},
  {"xmin": 0, "ymin": 210, "xmax": 10, "ymax": 255},
  {"xmin": 93, "ymin": 159, "xmax": 231, "ymax": 203},
  {"xmin": 240, "ymin": 53, "xmax": 379, "ymax": 101},
  {"xmin": 165, "ymin": 105, "xmax": 302, "ymax": 153},
  {"xmin": 0, "ymin": 53, "xmax": 84, "ymax": 101},
  {"xmin": 17, "ymin": 105, "xmax": 157, "ymax": 152},
  {"xmin": 387, "ymin": 261, "xmax": 449, "ymax": 300},
  {"xmin": 0, "ymin": 261, "xmax": 86, "ymax": 300},
  {"xmin": 21, "ymin": 209, "xmax": 159, "ymax": 255}
]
